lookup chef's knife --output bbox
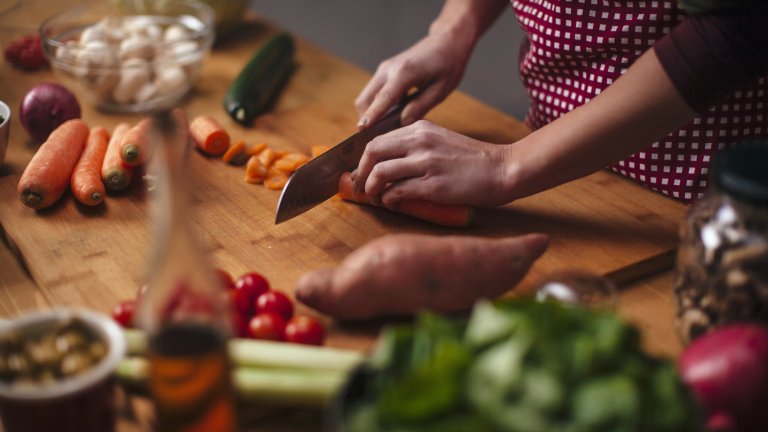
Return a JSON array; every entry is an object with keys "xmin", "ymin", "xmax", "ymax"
[{"xmin": 275, "ymin": 95, "xmax": 414, "ymax": 224}]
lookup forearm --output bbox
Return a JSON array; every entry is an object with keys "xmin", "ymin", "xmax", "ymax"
[
  {"xmin": 500, "ymin": 48, "xmax": 697, "ymax": 202},
  {"xmin": 429, "ymin": 0, "xmax": 508, "ymax": 45}
]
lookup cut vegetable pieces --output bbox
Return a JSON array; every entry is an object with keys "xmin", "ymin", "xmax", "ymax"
[
  {"xmin": 265, "ymin": 175, "xmax": 288, "ymax": 191},
  {"xmin": 222, "ymin": 140, "xmax": 248, "ymax": 165},
  {"xmin": 190, "ymin": 115, "xmax": 230, "ymax": 156}
]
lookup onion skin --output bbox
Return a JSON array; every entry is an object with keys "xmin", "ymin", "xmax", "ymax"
[
  {"xmin": 678, "ymin": 324, "xmax": 768, "ymax": 432},
  {"xmin": 19, "ymin": 82, "xmax": 81, "ymax": 143}
]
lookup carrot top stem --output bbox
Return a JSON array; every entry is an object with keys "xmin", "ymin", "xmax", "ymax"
[
  {"xmin": 21, "ymin": 192, "xmax": 42, "ymax": 207},
  {"xmin": 122, "ymin": 145, "xmax": 140, "ymax": 163}
]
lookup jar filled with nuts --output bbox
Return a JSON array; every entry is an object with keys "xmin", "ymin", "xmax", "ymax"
[{"xmin": 674, "ymin": 141, "xmax": 768, "ymax": 344}]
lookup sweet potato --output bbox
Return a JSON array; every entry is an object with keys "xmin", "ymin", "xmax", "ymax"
[{"xmin": 295, "ymin": 233, "xmax": 549, "ymax": 320}]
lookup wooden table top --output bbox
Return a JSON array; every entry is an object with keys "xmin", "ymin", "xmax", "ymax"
[{"xmin": 0, "ymin": 7, "xmax": 685, "ymax": 431}]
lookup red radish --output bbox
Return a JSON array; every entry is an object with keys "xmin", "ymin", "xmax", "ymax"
[
  {"xmin": 19, "ymin": 83, "xmax": 81, "ymax": 142},
  {"xmin": 677, "ymin": 324, "xmax": 768, "ymax": 432}
]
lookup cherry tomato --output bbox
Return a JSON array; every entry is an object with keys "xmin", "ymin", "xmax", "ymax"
[
  {"xmin": 233, "ymin": 272, "xmax": 270, "ymax": 317},
  {"xmin": 255, "ymin": 291, "xmax": 294, "ymax": 321},
  {"xmin": 231, "ymin": 311, "xmax": 249, "ymax": 338},
  {"xmin": 112, "ymin": 299, "xmax": 137, "ymax": 328},
  {"xmin": 248, "ymin": 312, "xmax": 286, "ymax": 341},
  {"xmin": 284, "ymin": 315, "xmax": 325, "ymax": 346},
  {"xmin": 215, "ymin": 268, "xmax": 235, "ymax": 291}
]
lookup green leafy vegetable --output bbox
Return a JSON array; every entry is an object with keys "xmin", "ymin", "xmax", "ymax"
[{"xmin": 342, "ymin": 298, "xmax": 702, "ymax": 431}]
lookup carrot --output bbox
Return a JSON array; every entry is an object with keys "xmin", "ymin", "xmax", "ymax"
[
  {"xmin": 256, "ymin": 147, "xmax": 277, "ymax": 168},
  {"xmin": 120, "ymin": 117, "xmax": 154, "ymax": 166},
  {"xmin": 102, "ymin": 123, "xmax": 133, "ymax": 191},
  {"xmin": 310, "ymin": 144, "xmax": 332, "ymax": 158},
  {"xmin": 17, "ymin": 119, "xmax": 90, "ymax": 209},
  {"xmin": 190, "ymin": 115, "xmax": 230, "ymax": 156},
  {"xmin": 336, "ymin": 172, "xmax": 474, "ymax": 227},
  {"xmin": 264, "ymin": 175, "xmax": 288, "ymax": 190},
  {"xmin": 222, "ymin": 140, "xmax": 248, "ymax": 165},
  {"xmin": 71, "ymin": 126, "xmax": 109, "ymax": 206},
  {"xmin": 245, "ymin": 155, "xmax": 268, "ymax": 183},
  {"xmin": 273, "ymin": 158, "xmax": 298, "ymax": 174},
  {"xmin": 246, "ymin": 142, "xmax": 267, "ymax": 156}
]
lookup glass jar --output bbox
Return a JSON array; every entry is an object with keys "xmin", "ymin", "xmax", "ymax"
[
  {"xmin": 674, "ymin": 141, "xmax": 768, "ymax": 344},
  {"xmin": 136, "ymin": 110, "xmax": 237, "ymax": 431}
]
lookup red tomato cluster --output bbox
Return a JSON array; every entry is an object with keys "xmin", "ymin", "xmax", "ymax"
[
  {"xmin": 4, "ymin": 34, "xmax": 48, "ymax": 70},
  {"xmin": 226, "ymin": 270, "xmax": 325, "ymax": 346},
  {"xmin": 111, "ymin": 269, "xmax": 326, "ymax": 346}
]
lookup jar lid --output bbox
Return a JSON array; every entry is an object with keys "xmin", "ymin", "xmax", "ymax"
[{"xmin": 713, "ymin": 140, "xmax": 768, "ymax": 204}]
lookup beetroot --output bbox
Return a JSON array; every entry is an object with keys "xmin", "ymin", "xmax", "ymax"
[
  {"xmin": 678, "ymin": 324, "xmax": 768, "ymax": 432},
  {"xmin": 19, "ymin": 83, "xmax": 81, "ymax": 142}
]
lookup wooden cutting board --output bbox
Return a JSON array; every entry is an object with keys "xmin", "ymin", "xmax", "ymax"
[{"xmin": 0, "ymin": 18, "xmax": 687, "ymax": 349}]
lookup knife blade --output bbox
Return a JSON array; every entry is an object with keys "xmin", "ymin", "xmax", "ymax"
[{"xmin": 275, "ymin": 96, "xmax": 412, "ymax": 224}]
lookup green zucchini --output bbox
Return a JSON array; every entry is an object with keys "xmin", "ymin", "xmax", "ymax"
[{"xmin": 224, "ymin": 32, "xmax": 296, "ymax": 125}]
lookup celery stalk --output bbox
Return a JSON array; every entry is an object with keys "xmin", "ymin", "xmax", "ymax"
[
  {"xmin": 116, "ymin": 356, "xmax": 351, "ymax": 406},
  {"xmin": 123, "ymin": 328, "xmax": 364, "ymax": 371}
]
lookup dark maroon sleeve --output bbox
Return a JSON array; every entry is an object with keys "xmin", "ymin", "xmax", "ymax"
[{"xmin": 654, "ymin": 3, "xmax": 768, "ymax": 113}]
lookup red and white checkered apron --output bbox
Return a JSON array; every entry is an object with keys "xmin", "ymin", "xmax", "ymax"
[{"xmin": 511, "ymin": 0, "xmax": 768, "ymax": 203}]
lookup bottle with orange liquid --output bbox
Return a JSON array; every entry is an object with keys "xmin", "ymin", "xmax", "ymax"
[{"xmin": 136, "ymin": 110, "xmax": 237, "ymax": 432}]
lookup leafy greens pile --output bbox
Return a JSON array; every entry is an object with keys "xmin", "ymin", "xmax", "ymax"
[{"xmin": 341, "ymin": 298, "xmax": 702, "ymax": 432}]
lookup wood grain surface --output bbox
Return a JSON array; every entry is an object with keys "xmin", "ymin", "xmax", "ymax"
[
  {"xmin": 0, "ymin": 16, "xmax": 686, "ymax": 351},
  {"xmin": 0, "ymin": 9, "xmax": 693, "ymax": 432}
]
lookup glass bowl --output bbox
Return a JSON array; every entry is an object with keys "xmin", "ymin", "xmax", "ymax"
[
  {"xmin": 534, "ymin": 269, "xmax": 618, "ymax": 311},
  {"xmin": 40, "ymin": 0, "xmax": 214, "ymax": 113}
]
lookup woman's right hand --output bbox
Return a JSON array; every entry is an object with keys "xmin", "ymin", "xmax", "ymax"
[{"xmin": 355, "ymin": 27, "xmax": 475, "ymax": 129}]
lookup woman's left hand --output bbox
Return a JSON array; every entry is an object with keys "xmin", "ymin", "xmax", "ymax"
[{"xmin": 352, "ymin": 119, "xmax": 512, "ymax": 208}]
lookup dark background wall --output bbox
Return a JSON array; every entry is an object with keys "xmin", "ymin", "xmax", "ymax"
[{"xmin": 250, "ymin": 0, "xmax": 530, "ymax": 120}]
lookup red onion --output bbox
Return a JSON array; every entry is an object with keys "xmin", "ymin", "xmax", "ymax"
[{"xmin": 678, "ymin": 324, "xmax": 768, "ymax": 432}]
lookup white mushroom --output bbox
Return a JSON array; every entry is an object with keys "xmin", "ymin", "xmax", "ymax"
[
  {"xmin": 154, "ymin": 66, "xmax": 187, "ymax": 96},
  {"xmin": 143, "ymin": 24, "xmax": 164, "ymax": 43},
  {"xmin": 79, "ymin": 25, "xmax": 108, "ymax": 45},
  {"xmin": 163, "ymin": 24, "xmax": 190, "ymax": 43},
  {"xmin": 100, "ymin": 17, "xmax": 128, "ymax": 43},
  {"xmin": 119, "ymin": 36, "xmax": 155, "ymax": 61},
  {"xmin": 164, "ymin": 40, "xmax": 199, "ymax": 61},
  {"xmin": 112, "ymin": 58, "xmax": 152, "ymax": 104},
  {"xmin": 74, "ymin": 40, "xmax": 117, "ymax": 78},
  {"xmin": 135, "ymin": 82, "xmax": 158, "ymax": 104}
]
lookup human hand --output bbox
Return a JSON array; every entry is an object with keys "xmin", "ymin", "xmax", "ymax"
[
  {"xmin": 295, "ymin": 233, "xmax": 549, "ymax": 320},
  {"xmin": 352, "ymin": 120, "xmax": 512, "ymax": 208},
  {"xmin": 355, "ymin": 29, "xmax": 474, "ymax": 129}
]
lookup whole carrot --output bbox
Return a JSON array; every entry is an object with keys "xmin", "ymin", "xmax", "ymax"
[
  {"xmin": 337, "ymin": 172, "xmax": 474, "ymax": 227},
  {"xmin": 71, "ymin": 126, "xmax": 109, "ymax": 206},
  {"xmin": 189, "ymin": 115, "xmax": 230, "ymax": 156},
  {"xmin": 102, "ymin": 123, "xmax": 133, "ymax": 191},
  {"xmin": 17, "ymin": 119, "xmax": 89, "ymax": 209},
  {"xmin": 120, "ymin": 117, "xmax": 154, "ymax": 166}
]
